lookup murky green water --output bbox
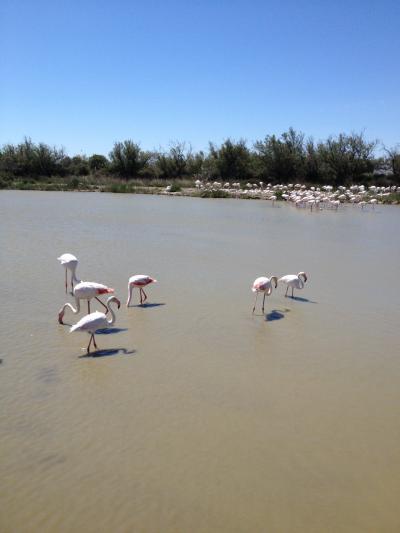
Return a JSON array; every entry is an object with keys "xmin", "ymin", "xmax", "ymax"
[{"xmin": 1, "ymin": 190, "xmax": 399, "ymax": 532}]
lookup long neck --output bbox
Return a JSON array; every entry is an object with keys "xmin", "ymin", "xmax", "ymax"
[
  {"xmin": 106, "ymin": 302, "xmax": 117, "ymax": 325},
  {"xmin": 71, "ymin": 268, "xmax": 81, "ymax": 284},
  {"xmin": 65, "ymin": 298, "xmax": 80, "ymax": 314},
  {"xmin": 127, "ymin": 284, "xmax": 134, "ymax": 307}
]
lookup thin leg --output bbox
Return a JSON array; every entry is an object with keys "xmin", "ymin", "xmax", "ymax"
[
  {"xmin": 285, "ymin": 286, "xmax": 288, "ymax": 297},
  {"xmin": 93, "ymin": 334, "xmax": 98, "ymax": 349},
  {"xmin": 95, "ymin": 297, "xmax": 108, "ymax": 314},
  {"xmin": 142, "ymin": 289, "xmax": 148, "ymax": 303},
  {"xmin": 262, "ymin": 292, "xmax": 266, "ymax": 313},
  {"xmin": 291, "ymin": 287, "xmax": 294, "ymax": 297},
  {"xmin": 87, "ymin": 300, "xmax": 90, "ymax": 313},
  {"xmin": 252, "ymin": 292, "xmax": 258, "ymax": 314},
  {"xmin": 87, "ymin": 334, "xmax": 94, "ymax": 353},
  {"xmin": 65, "ymin": 270, "xmax": 68, "ymax": 293}
]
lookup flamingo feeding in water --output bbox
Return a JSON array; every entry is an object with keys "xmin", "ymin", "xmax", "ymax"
[
  {"xmin": 58, "ymin": 282, "xmax": 115, "ymax": 324},
  {"xmin": 278, "ymin": 272, "xmax": 308, "ymax": 297},
  {"xmin": 70, "ymin": 296, "xmax": 121, "ymax": 353},
  {"xmin": 252, "ymin": 276, "xmax": 278, "ymax": 313},
  {"xmin": 127, "ymin": 275, "xmax": 157, "ymax": 306},
  {"xmin": 58, "ymin": 253, "xmax": 79, "ymax": 293}
]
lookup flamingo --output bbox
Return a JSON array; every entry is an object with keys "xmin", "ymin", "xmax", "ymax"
[
  {"xmin": 252, "ymin": 276, "xmax": 278, "ymax": 313},
  {"xmin": 278, "ymin": 272, "xmax": 308, "ymax": 297},
  {"xmin": 127, "ymin": 275, "xmax": 157, "ymax": 307},
  {"xmin": 70, "ymin": 296, "xmax": 121, "ymax": 353},
  {"xmin": 58, "ymin": 253, "xmax": 79, "ymax": 293},
  {"xmin": 58, "ymin": 281, "xmax": 115, "ymax": 324}
]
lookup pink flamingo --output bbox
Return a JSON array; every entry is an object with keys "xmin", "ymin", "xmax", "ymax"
[
  {"xmin": 278, "ymin": 272, "xmax": 308, "ymax": 297},
  {"xmin": 252, "ymin": 276, "xmax": 278, "ymax": 313},
  {"xmin": 127, "ymin": 275, "xmax": 157, "ymax": 307},
  {"xmin": 58, "ymin": 253, "xmax": 79, "ymax": 293},
  {"xmin": 58, "ymin": 281, "xmax": 114, "ymax": 324},
  {"xmin": 70, "ymin": 296, "xmax": 121, "ymax": 353}
]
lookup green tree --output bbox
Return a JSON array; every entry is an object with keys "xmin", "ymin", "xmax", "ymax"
[
  {"xmin": 89, "ymin": 154, "xmax": 109, "ymax": 172},
  {"xmin": 109, "ymin": 140, "xmax": 150, "ymax": 179},
  {"xmin": 208, "ymin": 139, "xmax": 253, "ymax": 181}
]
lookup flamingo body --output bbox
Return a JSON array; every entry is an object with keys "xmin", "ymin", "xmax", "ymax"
[
  {"xmin": 70, "ymin": 296, "xmax": 120, "ymax": 352},
  {"xmin": 279, "ymin": 272, "xmax": 308, "ymax": 297},
  {"xmin": 251, "ymin": 275, "xmax": 278, "ymax": 313},
  {"xmin": 127, "ymin": 275, "xmax": 157, "ymax": 306},
  {"xmin": 73, "ymin": 281, "xmax": 114, "ymax": 300}
]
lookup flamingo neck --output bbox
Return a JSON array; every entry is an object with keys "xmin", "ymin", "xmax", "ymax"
[
  {"xmin": 106, "ymin": 302, "xmax": 117, "ymax": 325},
  {"xmin": 62, "ymin": 298, "xmax": 80, "ymax": 314},
  {"xmin": 127, "ymin": 284, "xmax": 134, "ymax": 307}
]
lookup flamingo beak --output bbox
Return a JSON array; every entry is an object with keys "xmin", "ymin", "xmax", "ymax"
[
  {"xmin": 115, "ymin": 298, "xmax": 121, "ymax": 309},
  {"xmin": 58, "ymin": 312, "xmax": 64, "ymax": 324}
]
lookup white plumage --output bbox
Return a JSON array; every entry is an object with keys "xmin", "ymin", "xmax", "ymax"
[
  {"xmin": 58, "ymin": 281, "xmax": 114, "ymax": 323},
  {"xmin": 127, "ymin": 275, "xmax": 157, "ymax": 306},
  {"xmin": 70, "ymin": 296, "xmax": 121, "ymax": 353},
  {"xmin": 251, "ymin": 275, "xmax": 278, "ymax": 313},
  {"xmin": 278, "ymin": 272, "xmax": 308, "ymax": 297},
  {"xmin": 58, "ymin": 253, "xmax": 79, "ymax": 293}
]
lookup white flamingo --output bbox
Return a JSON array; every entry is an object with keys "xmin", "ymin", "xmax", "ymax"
[
  {"xmin": 127, "ymin": 275, "xmax": 157, "ymax": 307},
  {"xmin": 58, "ymin": 253, "xmax": 79, "ymax": 293},
  {"xmin": 278, "ymin": 272, "xmax": 308, "ymax": 297},
  {"xmin": 70, "ymin": 296, "xmax": 121, "ymax": 353},
  {"xmin": 58, "ymin": 282, "xmax": 115, "ymax": 324},
  {"xmin": 252, "ymin": 276, "xmax": 278, "ymax": 313}
]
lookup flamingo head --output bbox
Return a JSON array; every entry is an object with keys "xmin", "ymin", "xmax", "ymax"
[
  {"xmin": 270, "ymin": 276, "xmax": 278, "ymax": 289},
  {"xmin": 58, "ymin": 310, "xmax": 65, "ymax": 324},
  {"xmin": 298, "ymin": 272, "xmax": 308, "ymax": 283},
  {"xmin": 108, "ymin": 296, "xmax": 121, "ymax": 309}
]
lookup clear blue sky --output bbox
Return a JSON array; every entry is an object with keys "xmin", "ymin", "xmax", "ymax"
[{"xmin": 1, "ymin": 0, "xmax": 399, "ymax": 156}]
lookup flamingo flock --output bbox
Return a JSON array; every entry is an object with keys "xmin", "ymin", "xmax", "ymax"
[
  {"xmin": 58, "ymin": 253, "xmax": 309, "ymax": 353},
  {"xmin": 186, "ymin": 181, "xmax": 398, "ymax": 209},
  {"xmin": 58, "ymin": 254, "xmax": 156, "ymax": 353}
]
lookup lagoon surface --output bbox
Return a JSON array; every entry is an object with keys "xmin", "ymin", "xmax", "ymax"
[{"xmin": 1, "ymin": 190, "xmax": 400, "ymax": 532}]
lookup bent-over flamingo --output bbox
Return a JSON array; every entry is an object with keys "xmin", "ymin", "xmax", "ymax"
[
  {"xmin": 58, "ymin": 253, "xmax": 79, "ymax": 293},
  {"xmin": 58, "ymin": 282, "xmax": 114, "ymax": 324},
  {"xmin": 252, "ymin": 276, "xmax": 278, "ymax": 313},
  {"xmin": 127, "ymin": 275, "xmax": 157, "ymax": 307},
  {"xmin": 279, "ymin": 272, "xmax": 308, "ymax": 297}
]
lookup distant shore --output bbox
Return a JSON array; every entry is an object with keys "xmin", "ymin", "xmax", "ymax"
[{"xmin": 1, "ymin": 178, "xmax": 399, "ymax": 205}]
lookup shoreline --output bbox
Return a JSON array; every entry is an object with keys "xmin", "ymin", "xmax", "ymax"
[{"xmin": 1, "ymin": 182, "xmax": 399, "ymax": 205}]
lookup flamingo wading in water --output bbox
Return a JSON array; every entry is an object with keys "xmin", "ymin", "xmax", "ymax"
[
  {"xmin": 58, "ymin": 253, "xmax": 79, "ymax": 293},
  {"xmin": 279, "ymin": 272, "xmax": 308, "ymax": 297},
  {"xmin": 127, "ymin": 275, "xmax": 157, "ymax": 307},
  {"xmin": 252, "ymin": 276, "xmax": 278, "ymax": 313},
  {"xmin": 70, "ymin": 296, "xmax": 121, "ymax": 353},
  {"xmin": 58, "ymin": 282, "xmax": 115, "ymax": 324}
]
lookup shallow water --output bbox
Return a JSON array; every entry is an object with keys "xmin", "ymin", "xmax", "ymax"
[{"xmin": 1, "ymin": 190, "xmax": 399, "ymax": 532}]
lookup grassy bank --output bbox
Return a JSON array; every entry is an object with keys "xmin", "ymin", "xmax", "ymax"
[{"xmin": 1, "ymin": 175, "xmax": 399, "ymax": 204}]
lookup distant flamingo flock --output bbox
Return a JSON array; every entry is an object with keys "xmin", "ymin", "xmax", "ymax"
[
  {"xmin": 58, "ymin": 253, "xmax": 308, "ymax": 353},
  {"xmin": 165, "ymin": 181, "xmax": 397, "ymax": 209}
]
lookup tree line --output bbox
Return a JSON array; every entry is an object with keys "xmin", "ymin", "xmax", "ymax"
[{"xmin": 1, "ymin": 130, "xmax": 399, "ymax": 186}]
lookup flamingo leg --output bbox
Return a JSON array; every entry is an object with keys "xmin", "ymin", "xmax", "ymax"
[
  {"xmin": 93, "ymin": 334, "xmax": 98, "ymax": 349},
  {"xmin": 142, "ymin": 289, "xmax": 148, "ymax": 303},
  {"xmin": 87, "ymin": 300, "xmax": 91, "ymax": 313},
  {"xmin": 252, "ymin": 292, "xmax": 258, "ymax": 314},
  {"xmin": 285, "ymin": 286, "xmax": 288, "ymax": 297},
  {"xmin": 262, "ymin": 292, "xmax": 266, "ymax": 313},
  {"xmin": 95, "ymin": 297, "xmax": 109, "ymax": 314},
  {"xmin": 65, "ymin": 269, "xmax": 68, "ymax": 293},
  {"xmin": 291, "ymin": 287, "xmax": 294, "ymax": 297},
  {"xmin": 87, "ymin": 334, "xmax": 94, "ymax": 353}
]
